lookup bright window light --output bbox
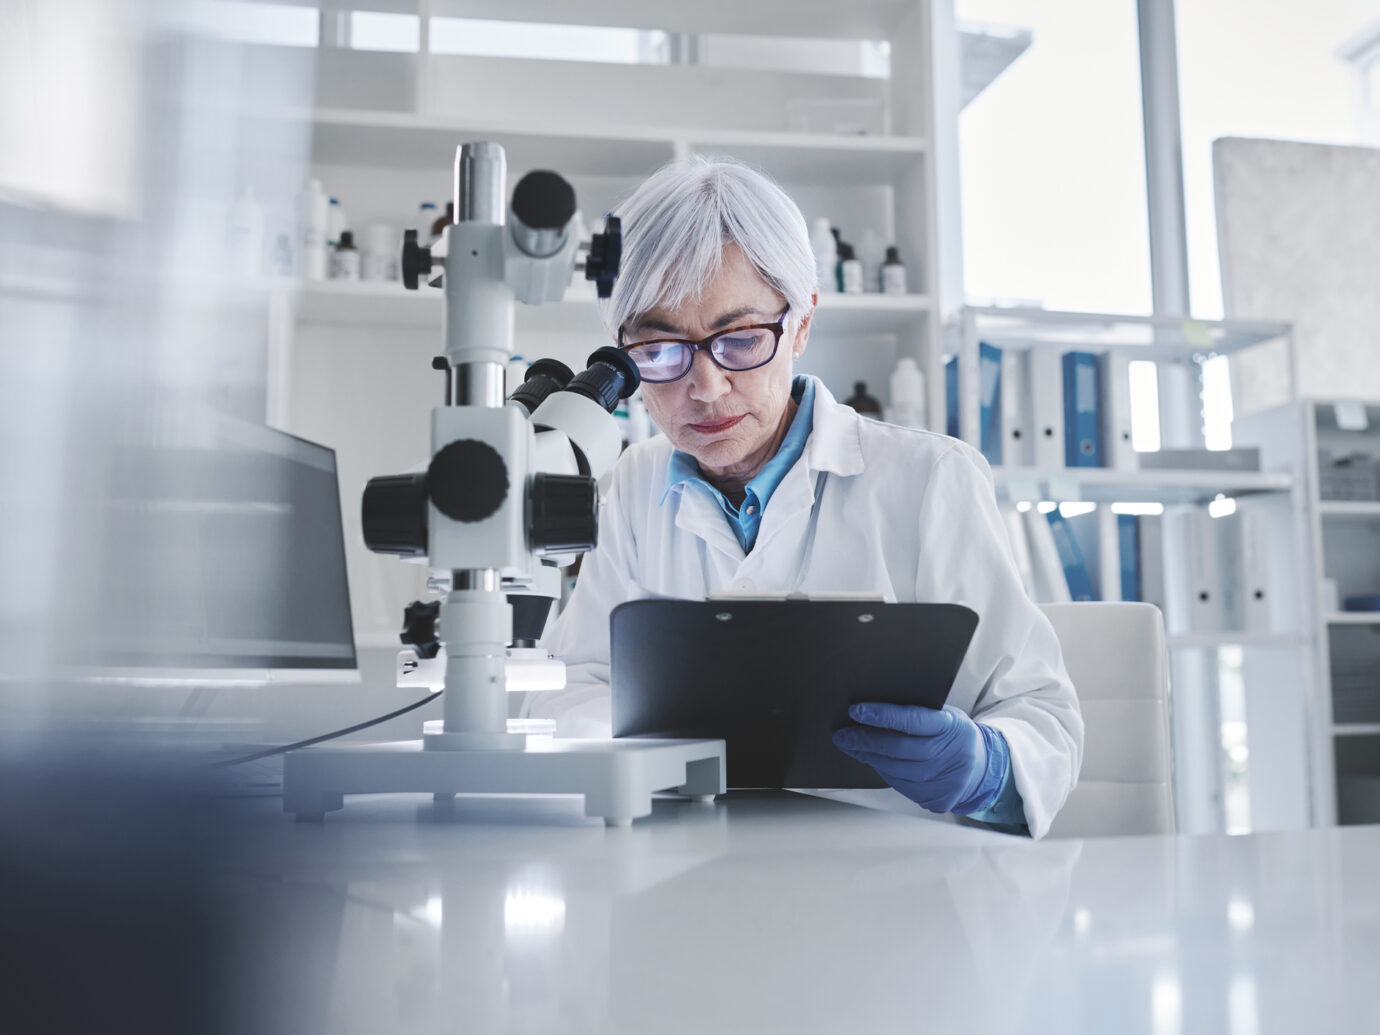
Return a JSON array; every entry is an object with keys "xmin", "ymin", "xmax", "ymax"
[
  {"xmin": 430, "ymin": 17, "xmax": 657, "ymax": 64},
  {"xmin": 195, "ymin": 2, "xmax": 319, "ymax": 47},
  {"xmin": 350, "ymin": 11, "xmax": 420, "ymax": 53},
  {"xmin": 1201, "ymin": 354, "xmax": 1234, "ymax": 450},
  {"xmin": 1015, "ymin": 500, "xmax": 1033, "ymax": 512},
  {"xmin": 1036, "ymin": 501, "xmax": 1058, "ymax": 513},
  {"xmin": 1058, "ymin": 502, "xmax": 1097, "ymax": 518},
  {"xmin": 1110, "ymin": 502, "xmax": 1165, "ymax": 516},
  {"xmin": 1129, "ymin": 359, "xmax": 1161, "ymax": 452}
]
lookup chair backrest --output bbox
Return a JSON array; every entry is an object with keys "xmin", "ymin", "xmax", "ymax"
[{"xmin": 1040, "ymin": 602, "xmax": 1175, "ymax": 838}]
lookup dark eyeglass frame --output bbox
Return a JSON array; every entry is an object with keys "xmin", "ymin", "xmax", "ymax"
[{"xmin": 617, "ymin": 308, "xmax": 790, "ymax": 384}]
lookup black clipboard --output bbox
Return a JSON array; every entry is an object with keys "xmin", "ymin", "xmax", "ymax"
[{"xmin": 610, "ymin": 599, "xmax": 979, "ymax": 789}]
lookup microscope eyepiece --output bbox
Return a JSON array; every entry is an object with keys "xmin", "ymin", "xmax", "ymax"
[
  {"xmin": 508, "ymin": 357, "xmax": 574, "ymax": 414},
  {"xmin": 565, "ymin": 346, "xmax": 641, "ymax": 413}
]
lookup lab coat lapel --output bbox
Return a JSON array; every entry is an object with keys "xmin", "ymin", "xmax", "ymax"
[{"xmin": 670, "ymin": 484, "xmax": 745, "ymax": 562}]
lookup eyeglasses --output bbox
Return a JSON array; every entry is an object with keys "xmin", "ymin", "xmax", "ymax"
[{"xmin": 618, "ymin": 309, "xmax": 790, "ymax": 384}]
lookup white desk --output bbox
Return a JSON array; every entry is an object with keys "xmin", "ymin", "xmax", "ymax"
[{"xmin": 232, "ymin": 791, "xmax": 1380, "ymax": 1034}]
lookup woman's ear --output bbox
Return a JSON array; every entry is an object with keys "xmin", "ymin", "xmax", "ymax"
[{"xmin": 793, "ymin": 292, "xmax": 818, "ymax": 359}]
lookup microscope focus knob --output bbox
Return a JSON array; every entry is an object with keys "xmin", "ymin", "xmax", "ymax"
[
  {"xmin": 585, "ymin": 215, "xmax": 622, "ymax": 299},
  {"xmin": 427, "ymin": 439, "xmax": 509, "ymax": 523},
  {"xmin": 361, "ymin": 473, "xmax": 429, "ymax": 557},
  {"xmin": 528, "ymin": 472, "xmax": 599, "ymax": 555},
  {"xmin": 401, "ymin": 229, "xmax": 433, "ymax": 290},
  {"xmin": 400, "ymin": 600, "xmax": 442, "ymax": 660}
]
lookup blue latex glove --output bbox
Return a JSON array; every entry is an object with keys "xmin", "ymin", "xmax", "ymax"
[{"xmin": 832, "ymin": 702, "xmax": 1009, "ymax": 816}]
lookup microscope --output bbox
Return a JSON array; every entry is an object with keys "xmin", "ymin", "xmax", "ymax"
[{"xmin": 281, "ymin": 143, "xmax": 725, "ymax": 826}]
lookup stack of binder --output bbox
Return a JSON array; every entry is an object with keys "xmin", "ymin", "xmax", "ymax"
[{"xmin": 947, "ymin": 343, "xmax": 1138, "ymax": 471}]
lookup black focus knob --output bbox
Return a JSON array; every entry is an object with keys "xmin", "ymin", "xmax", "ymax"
[
  {"xmin": 585, "ymin": 215, "xmax": 621, "ymax": 299},
  {"xmin": 401, "ymin": 229, "xmax": 433, "ymax": 290},
  {"xmin": 529, "ymin": 472, "xmax": 599, "ymax": 555},
  {"xmin": 400, "ymin": 600, "xmax": 442, "ymax": 660},
  {"xmin": 361, "ymin": 473, "xmax": 429, "ymax": 557},
  {"xmin": 426, "ymin": 439, "xmax": 509, "ymax": 523}
]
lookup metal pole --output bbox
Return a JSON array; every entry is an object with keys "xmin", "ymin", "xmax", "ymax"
[{"xmin": 1137, "ymin": 0, "xmax": 1191, "ymax": 317}]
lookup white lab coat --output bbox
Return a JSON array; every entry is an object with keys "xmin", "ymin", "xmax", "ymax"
[{"xmin": 527, "ymin": 377, "xmax": 1083, "ymax": 839}]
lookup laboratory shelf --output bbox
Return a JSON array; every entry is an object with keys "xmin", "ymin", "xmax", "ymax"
[
  {"xmin": 991, "ymin": 466, "xmax": 1293, "ymax": 505},
  {"xmin": 1319, "ymin": 500, "xmax": 1380, "ymax": 517},
  {"xmin": 304, "ymin": 108, "xmax": 926, "ymax": 185},
  {"xmin": 962, "ymin": 305, "xmax": 1291, "ymax": 358},
  {"xmin": 1326, "ymin": 612, "xmax": 1380, "ymax": 625},
  {"xmin": 1333, "ymin": 723, "xmax": 1380, "ymax": 736},
  {"xmin": 286, "ymin": 279, "xmax": 932, "ymax": 336}
]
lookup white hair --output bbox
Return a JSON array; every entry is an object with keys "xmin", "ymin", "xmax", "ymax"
[{"xmin": 598, "ymin": 156, "xmax": 817, "ymax": 341}]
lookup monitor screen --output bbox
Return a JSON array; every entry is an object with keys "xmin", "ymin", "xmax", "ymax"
[{"xmin": 70, "ymin": 416, "xmax": 358, "ymax": 683}]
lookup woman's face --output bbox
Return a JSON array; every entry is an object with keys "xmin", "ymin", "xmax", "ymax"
[{"xmin": 623, "ymin": 245, "xmax": 813, "ymax": 483}]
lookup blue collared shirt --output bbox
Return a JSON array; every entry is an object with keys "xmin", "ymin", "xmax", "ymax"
[{"xmin": 661, "ymin": 376, "xmax": 816, "ymax": 554}]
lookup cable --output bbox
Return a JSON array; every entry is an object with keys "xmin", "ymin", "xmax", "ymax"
[{"xmin": 212, "ymin": 690, "xmax": 443, "ymax": 768}]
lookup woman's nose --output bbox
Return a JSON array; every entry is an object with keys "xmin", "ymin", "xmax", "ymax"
[{"xmin": 684, "ymin": 349, "xmax": 731, "ymax": 402}]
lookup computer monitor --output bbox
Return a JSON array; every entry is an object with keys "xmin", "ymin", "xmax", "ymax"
[{"xmin": 70, "ymin": 416, "xmax": 359, "ymax": 686}]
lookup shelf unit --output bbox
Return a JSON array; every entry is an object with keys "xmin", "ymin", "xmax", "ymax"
[
  {"xmin": 1264, "ymin": 400, "xmax": 1380, "ymax": 825},
  {"xmin": 254, "ymin": 1, "xmax": 961, "ymax": 645},
  {"xmin": 948, "ymin": 305, "xmax": 1319, "ymax": 835}
]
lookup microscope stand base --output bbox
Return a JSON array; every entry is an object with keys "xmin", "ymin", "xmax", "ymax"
[{"xmin": 282, "ymin": 737, "xmax": 727, "ymax": 826}]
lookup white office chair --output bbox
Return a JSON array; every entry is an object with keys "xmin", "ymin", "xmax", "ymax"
[{"xmin": 1040, "ymin": 602, "xmax": 1175, "ymax": 838}]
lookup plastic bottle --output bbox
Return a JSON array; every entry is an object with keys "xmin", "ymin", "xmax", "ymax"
[
  {"xmin": 417, "ymin": 202, "xmax": 438, "ymax": 244},
  {"xmin": 882, "ymin": 246, "xmax": 907, "ymax": 295},
  {"xmin": 810, "ymin": 217, "xmax": 837, "ymax": 293},
  {"xmin": 268, "ymin": 233, "xmax": 293, "ymax": 277},
  {"xmin": 327, "ymin": 197, "xmax": 348, "ymax": 249},
  {"xmin": 887, "ymin": 356, "xmax": 927, "ymax": 429},
  {"xmin": 362, "ymin": 223, "xmax": 396, "ymax": 282},
  {"xmin": 229, "ymin": 185, "xmax": 264, "ymax": 278},
  {"xmin": 299, "ymin": 179, "xmax": 329, "ymax": 281},
  {"xmin": 843, "ymin": 381, "xmax": 883, "ymax": 419},
  {"xmin": 331, "ymin": 230, "xmax": 360, "ymax": 281},
  {"xmin": 858, "ymin": 228, "xmax": 885, "ymax": 294},
  {"xmin": 838, "ymin": 242, "xmax": 864, "ymax": 294}
]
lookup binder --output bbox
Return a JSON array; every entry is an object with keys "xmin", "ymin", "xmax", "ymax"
[
  {"xmin": 1163, "ymin": 508, "xmax": 1220, "ymax": 634},
  {"xmin": 1023, "ymin": 508, "xmax": 1072, "ymax": 603},
  {"xmin": 1001, "ymin": 348, "xmax": 1034, "ymax": 467},
  {"xmin": 979, "ymin": 342, "xmax": 1003, "ymax": 465},
  {"xmin": 1045, "ymin": 510, "xmax": 1096, "ymax": 602},
  {"xmin": 1096, "ymin": 506, "xmax": 1122, "ymax": 603},
  {"xmin": 1117, "ymin": 513, "xmax": 1140, "ymax": 602},
  {"xmin": 1138, "ymin": 513, "xmax": 1166, "ymax": 616},
  {"xmin": 1029, "ymin": 348, "xmax": 1064, "ymax": 469},
  {"xmin": 1062, "ymin": 350, "xmax": 1102, "ymax": 467},
  {"xmin": 945, "ymin": 356, "xmax": 958, "ymax": 439},
  {"xmin": 1217, "ymin": 509, "xmax": 1271, "ymax": 633},
  {"xmin": 1100, "ymin": 350, "xmax": 1136, "ymax": 471}
]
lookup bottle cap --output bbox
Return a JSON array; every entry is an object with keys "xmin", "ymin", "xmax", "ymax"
[
  {"xmin": 838, "ymin": 242, "xmax": 856, "ymax": 261},
  {"xmin": 339, "ymin": 230, "xmax": 355, "ymax": 248},
  {"xmin": 885, "ymin": 246, "xmax": 901, "ymax": 263}
]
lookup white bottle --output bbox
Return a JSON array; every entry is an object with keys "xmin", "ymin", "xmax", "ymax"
[
  {"xmin": 331, "ymin": 230, "xmax": 360, "ymax": 281},
  {"xmin": 857, "ymin": 228, "xmax": 885, "ymax": 294},
  {"xmin": 228, "ymin": 185, "xmax": 264, "ymax": 278},
  {"xmin": 327, "ymin": 197, "xmax": 347, "ymax": 249},
  {"xmin": 810, "ymin": 217, "xmax": 837, "ymax": 294},
  {"xmin": 417, "ymin": 202, "xmax": 438, "ymax": 245},
  {"xmin": 362, "ymin": 223, "xmax": 396, "ymax": 282},
  {"xmin": 887, "ymin": 356, "xmax": 927, "ymax": 429},
  {"xmin": 626, "ymin": 394, "xmax": 651, "ymax": 444},
  {"xmin": 839, "ymin": 244, "xmax": 864, "ymax": 294},
  {"xmin": 299, "ymin": 179, "xmax": 329, "ymax": 281}
]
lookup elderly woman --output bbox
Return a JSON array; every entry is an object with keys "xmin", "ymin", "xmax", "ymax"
[{"xmin": 526, "ymin": 157, "xmax": 1082, "ymax": 839}]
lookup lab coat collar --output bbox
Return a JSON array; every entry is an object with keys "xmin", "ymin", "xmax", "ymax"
[{"xmin": 801, "ymin": 377, "xmax": 865, "ymax": 479}]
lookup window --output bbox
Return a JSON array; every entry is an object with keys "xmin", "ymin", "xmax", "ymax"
[
  {"xmin": 958, "ymin": 0, "xmax": 1152, "ymax": 314},
  {"xmin": 1176, "ymin": 0, "xmax": 1376, "ymax": 318}
]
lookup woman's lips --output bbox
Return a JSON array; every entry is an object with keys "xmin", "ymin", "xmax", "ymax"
[{"xmin": 688, "ymin": 414, "xmax": 746, "ymax": 434}]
